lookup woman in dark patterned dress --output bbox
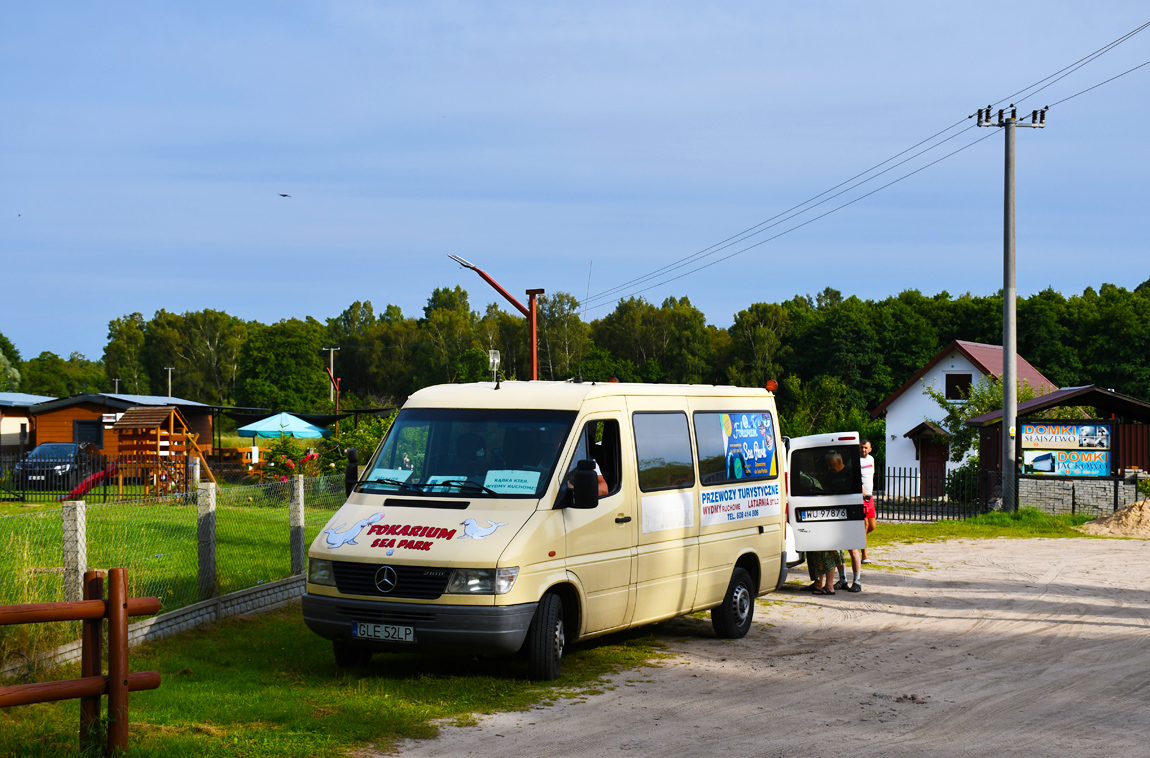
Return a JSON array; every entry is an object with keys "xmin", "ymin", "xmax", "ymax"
[{"xmin": 807, "ymin": 549, "xmax": 843, "ymax": 595}]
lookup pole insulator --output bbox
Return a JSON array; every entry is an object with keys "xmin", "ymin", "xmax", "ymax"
[{"xmin": 997, "ymin": 109, "xmax": 1004, "ymax": 124}]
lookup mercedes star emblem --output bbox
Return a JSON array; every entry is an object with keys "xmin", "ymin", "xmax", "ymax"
[{"xmin": 374, "ymin": 565, "xmax": 398, "ymax": 593}]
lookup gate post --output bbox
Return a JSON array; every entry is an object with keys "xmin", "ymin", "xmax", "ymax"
[
  {"xmin": 61, "ymin": 500, "xmax": 87, "ymax": 603},
  {"xmin": 290, "ymin": 475, "xmax": 306, "ymax": 575},
  {"xmin": 197, "ymin": 483, "xmax": 217, "ymax": 602}
]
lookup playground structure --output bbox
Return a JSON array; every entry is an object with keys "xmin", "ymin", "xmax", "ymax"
[{"xmin": 108, "ymin": 406, "xmax": 216, "ymax": 496}]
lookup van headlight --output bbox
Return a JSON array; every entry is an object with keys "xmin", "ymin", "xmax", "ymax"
[
  {"xmin": 446, "ymin": 567, "xmax": 519, "ymax": 595},
  {"xmin": 308, "ymin": 558, "xmax": 336, "ymax": 586}
]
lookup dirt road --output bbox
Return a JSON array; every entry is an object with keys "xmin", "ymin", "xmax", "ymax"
[{"xmin": 396, "ymin": 537, "xmax": 1150, "ymax": 758}]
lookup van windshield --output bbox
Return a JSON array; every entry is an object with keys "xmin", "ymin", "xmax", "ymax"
[
  {"xmin": 789, "ymin": 445, "xmax": 862, "ymax": 497},
  {"xmin": 361, "ymin": 408, "xmax": 577, "ymax": 499}
]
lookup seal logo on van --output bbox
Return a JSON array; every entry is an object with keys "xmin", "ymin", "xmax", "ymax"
[{"xmin": 323, "ymin": 512, "xmax": 384, "ymax": 549}]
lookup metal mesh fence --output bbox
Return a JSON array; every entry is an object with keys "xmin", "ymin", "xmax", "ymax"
[
  {"xmin": 303, "ymin": 475, "xmax": 347, "ymax": 550},
  {"xmin": 85, "ymin": 492, "xmax": 199, "ymax": 612},
  {"xmin": 0, "ymin": 509, "xmax": 69, "ymax": 662},
  {"xmin": 215, "ymin": 478, "xmax": 295, "ymax": 596},
  {"xmin": 0, "ymin": 475, "xmax": 353, "ymax": 668}
]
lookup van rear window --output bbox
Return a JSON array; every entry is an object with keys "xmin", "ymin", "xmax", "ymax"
[
  {"xmin": 694, "ymin": 411, "xmax": 778, "ymax": 485},
  {"xmin": 790, "ymin": 445, "xmax": 862, "ymax": 497}
]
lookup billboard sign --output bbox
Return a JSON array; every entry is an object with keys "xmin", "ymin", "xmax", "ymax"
[{"xmin": 1020, "ymin": 422, "xmax": 1111, "ymax": 477}]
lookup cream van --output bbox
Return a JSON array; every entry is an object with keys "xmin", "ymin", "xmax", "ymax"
[{"xmin": 302, "ymin": 381, "xmax": 857, "ymax": 679}]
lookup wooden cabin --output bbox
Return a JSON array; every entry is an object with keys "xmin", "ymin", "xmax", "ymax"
[{"xmin": 28, "ymin": 393, "xmax": 215, "ymax": 456}]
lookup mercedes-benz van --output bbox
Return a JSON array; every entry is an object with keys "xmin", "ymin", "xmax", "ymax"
[{"xmin": 302, "ymin": 381, "xmax": 859, "ymax": 679}]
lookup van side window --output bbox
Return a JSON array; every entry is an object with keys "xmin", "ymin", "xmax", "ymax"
[
  {"xmin": 562, "ymin": 419, "xmax": 622, "ymax": 496},
  {"xmin": 693, "ymin": 411, "xmax": 779, "ymax": 485},
  {"xmin": 632, "ymin": 412, "xmax": 695, "ymax": 492}
]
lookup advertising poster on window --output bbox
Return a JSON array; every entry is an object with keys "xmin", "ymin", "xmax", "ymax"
[
  {"xmin": 720, "ymin": 412, "xmax": 777, "ymax": 480},
  {"xmin": 1021, "ymin": 422, "xmax": 1111, "ymax": 477}
]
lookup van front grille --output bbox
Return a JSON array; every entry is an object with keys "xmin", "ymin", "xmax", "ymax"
[{"xmin": 332, "ymin": 561, "xmax": 451, "ymax": 599}]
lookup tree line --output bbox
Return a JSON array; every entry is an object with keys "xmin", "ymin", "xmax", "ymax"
[{"xmin": 2, "ymin": 277, "xmax": 1148, "ymax": 452}]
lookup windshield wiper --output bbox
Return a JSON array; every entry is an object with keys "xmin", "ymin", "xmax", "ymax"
[
  {"xmin": 426, "ymin": 480, "xmax": 501, "ymax": 496},
  {"xmin": 364, "ymin": 478, "xmax": 424, "ymax": 493}
]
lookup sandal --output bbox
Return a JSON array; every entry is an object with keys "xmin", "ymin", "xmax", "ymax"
[{"xmin": 812, "ymin": 587, "xmax": 829, "ymax": 595}]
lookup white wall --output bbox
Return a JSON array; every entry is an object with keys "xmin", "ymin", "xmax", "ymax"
[{"xmin": 884, "ymin": 350, "xmax": 986, "ymax": 474}]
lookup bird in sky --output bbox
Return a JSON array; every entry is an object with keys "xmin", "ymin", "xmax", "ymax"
[{"xmin": 278, "ymin": 193, "xmax": 291, "ymax": 198}]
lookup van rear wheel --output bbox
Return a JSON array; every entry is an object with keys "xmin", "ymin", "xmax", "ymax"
[
  {"xmin": 712, "ymin": 567, "xmax": 754, "ymax": 639},
  {"xmin": 525, "ymin": 592, "xmax": 565, "ymax": 680}
]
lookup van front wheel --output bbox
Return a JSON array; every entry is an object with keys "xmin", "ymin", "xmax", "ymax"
[
  {"xmin": 712, "ymin": 567, "xmax": 754, "ymax": 639},
  {"xmin": 525, "ymin": 592, "xmax": 565, "ymax": 680}
]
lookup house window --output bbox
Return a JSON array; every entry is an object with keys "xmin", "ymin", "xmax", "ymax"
[
  {"xmin": 945, "ymin": 373, "xmax": 973, "ymax": 400},
  {"xmin": 73, "ymin": 419, "xmax": 103, "ymax": 447}
]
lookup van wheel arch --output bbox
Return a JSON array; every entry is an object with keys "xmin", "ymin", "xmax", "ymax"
[
  {"xmin": 735, "ymin": 553, "xmax": 761, "ymax": 595},
  {"xmin": 547, "ymin": 582, "xmax": 582, "ymax": 644}
]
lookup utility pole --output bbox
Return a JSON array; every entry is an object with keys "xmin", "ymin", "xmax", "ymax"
[
  {"xmin": 322, "ymin": 347, "xmax": 341, "ymax": 402},
  {"xmin": 164, "ymin": 367, "xmax": 175, "ymax": 398},
  {"xmin": 976, "ymin": 105, "xmax": 1046, "ymax": 511}
]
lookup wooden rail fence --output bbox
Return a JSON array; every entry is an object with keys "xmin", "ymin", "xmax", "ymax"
[{"xmin": 0, "ymin": 568, "xmax": 162, "ymax": 755}]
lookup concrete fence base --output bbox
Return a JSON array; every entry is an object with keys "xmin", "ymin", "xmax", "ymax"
[{"xmin": 1, "ymin": 574, "xmax": 306, "ymax": 679}]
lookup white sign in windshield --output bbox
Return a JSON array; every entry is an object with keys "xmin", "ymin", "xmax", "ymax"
[
  {"xmin": 373, "ymin": 468, "xmax": 413, "ymax": 482},
  {"xmin": 484, "ymin": 470, "xmax": 541, "ymax": 495}
]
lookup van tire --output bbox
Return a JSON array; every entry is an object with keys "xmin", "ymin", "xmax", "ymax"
[
  {"xmin": 526, "ymin": 592, "xmax": 565, "ymax": 680},
  {"xmin": 333, "ymin": 641, "xmax": 371, "ymax": 668},
  {"xmin": 712, "ymin": 567, "xmax": 754, "ymax": 639}
]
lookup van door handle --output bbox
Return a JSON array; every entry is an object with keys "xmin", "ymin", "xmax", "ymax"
[{"xmin": 615, "ymin": 516, "xmax": 632, "ymax": 524}]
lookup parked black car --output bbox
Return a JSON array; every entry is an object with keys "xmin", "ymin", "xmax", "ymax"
[{"xmin": 12, "ymin": 442, "xmax": 102, "ymax": 491}]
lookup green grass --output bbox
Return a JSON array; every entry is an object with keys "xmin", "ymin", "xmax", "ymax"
[
  {"xmin": 867, "ymin": 507, "xmax": 1097, "ymax": 546},
  {"xmin": 0, "ymin": 602, "xmax": 667, "ymax": 757}
]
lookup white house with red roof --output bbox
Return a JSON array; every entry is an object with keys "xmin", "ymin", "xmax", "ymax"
[{"xmin": 870, "ymin": 340, "xmax": 1053, "ymax": 492}]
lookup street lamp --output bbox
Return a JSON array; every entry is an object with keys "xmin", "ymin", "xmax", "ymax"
[{"xmin": 448, "ymin": 255, "xmax": 544, "ymax": 381}]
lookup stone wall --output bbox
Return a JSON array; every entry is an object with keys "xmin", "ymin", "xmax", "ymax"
[{"xmin": 1018, "ymin": 477, "xmax": 1138, "ymax": 516}]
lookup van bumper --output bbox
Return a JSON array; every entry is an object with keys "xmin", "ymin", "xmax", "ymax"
[{"xmin": 302, "ymin": 593, "xmax": 538, "ymax": 655}]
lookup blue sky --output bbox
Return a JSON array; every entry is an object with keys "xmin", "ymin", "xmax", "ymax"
[{"xmin": 2, "ymin": 2, "xmax": 1148, "ymax": 361}]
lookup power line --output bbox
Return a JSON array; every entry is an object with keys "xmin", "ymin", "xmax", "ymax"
[
  {"xmin": 1047, "ymin": 56, "xmax": 1150, "ymax": 108},
  {"xmin": 584, "ymin": 130, "xmax": 1000, "ymax": 312},
  {"xmin": 582, "ymin": 20, "xmax": 1150, "ymax": 311}
]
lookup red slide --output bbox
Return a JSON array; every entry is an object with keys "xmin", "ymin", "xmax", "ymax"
[{"xmin": 59, "ymin": 464, "xmax": 118, "ymax": 501}]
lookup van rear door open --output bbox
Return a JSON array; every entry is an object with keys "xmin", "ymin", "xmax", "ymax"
[{"xmin": 786, "ymin": 433, "xmax": 866, "ymax": 552}]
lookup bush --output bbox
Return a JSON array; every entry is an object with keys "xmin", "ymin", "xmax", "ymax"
[{"xmin": 944, "ymin": 458, "xmax": 980, "ymax": 503}]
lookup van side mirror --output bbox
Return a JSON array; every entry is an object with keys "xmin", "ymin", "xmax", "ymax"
[
  {"xmin": 570, "ymin": 459, "xmax": 599, "ymax": 509},
  {"xmin": 344, "ymin": 447, "xmax": 359, "ymax": 496}
]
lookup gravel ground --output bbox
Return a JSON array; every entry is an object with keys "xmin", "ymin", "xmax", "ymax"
[{"xmin": 393, "ymin": 537, "xmax": 1150, "ymax": 758}]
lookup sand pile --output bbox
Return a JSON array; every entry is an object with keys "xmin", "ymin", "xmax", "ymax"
[{"xmin": 1080, "ymin": 499, "xmax": 1150, "ymax": 537}]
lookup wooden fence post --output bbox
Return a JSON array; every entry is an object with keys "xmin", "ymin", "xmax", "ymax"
[
  {"xmin": 106, "ymin": 568, "xmax": 129, "ymax": 753},
  {"xmin": 197, "ymin": 483, "xmax": 216, "ymax": 602},
  {"xmin": 290, "ymin": 475, "xmax": 306, "ymax": 576},
  {"xmin": 61, "ymin": 500, "xmax": 87, "ymax": 603},
  {"xmin": 80, "ymin": 570, "xmax": 104, "ymax": 751}
]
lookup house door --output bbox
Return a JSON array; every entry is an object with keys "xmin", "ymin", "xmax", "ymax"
[{"xmin": 920, "ymin": 442, "xmax": 948, "ymax": 497}]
